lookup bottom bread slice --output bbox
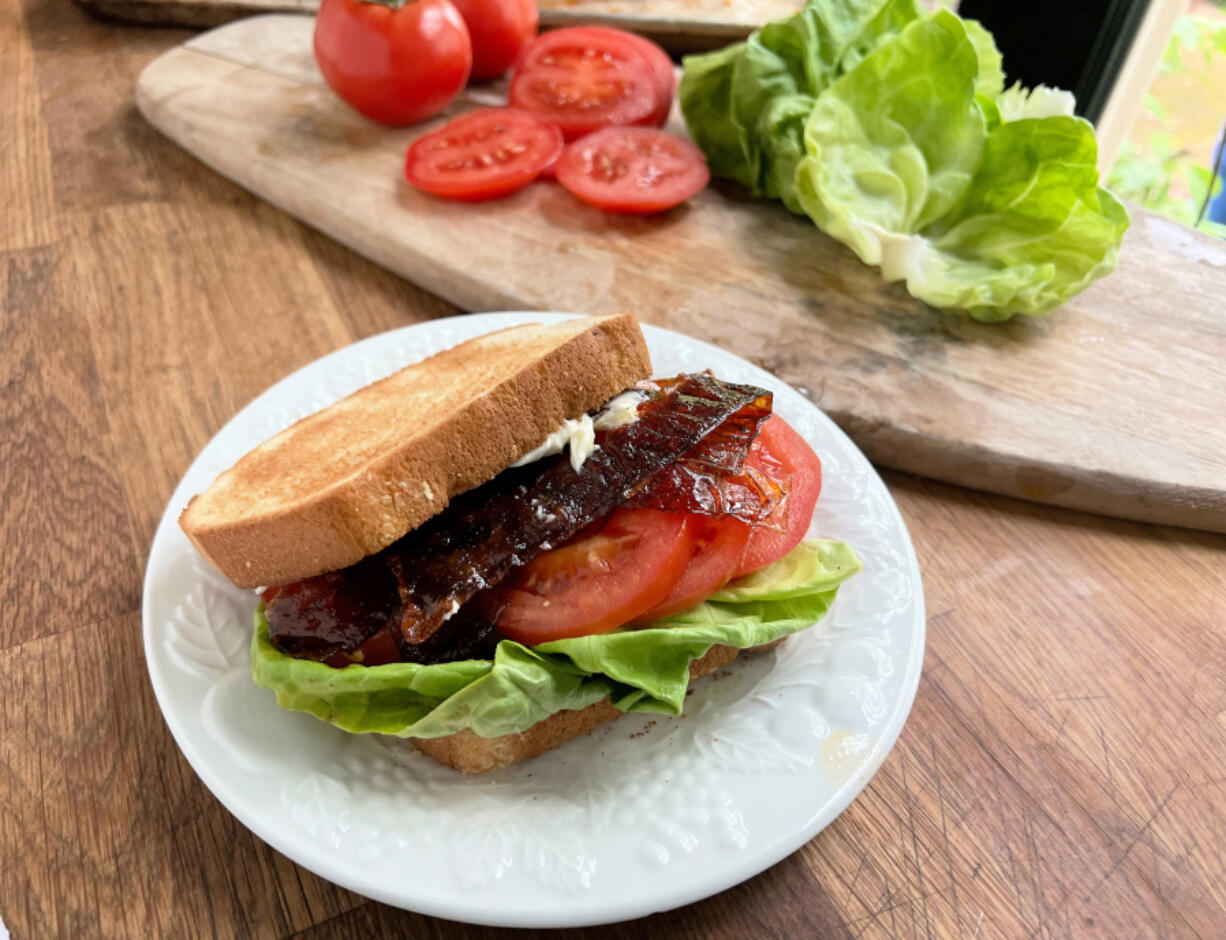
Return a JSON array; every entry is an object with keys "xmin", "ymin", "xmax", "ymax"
[{"xmin": 409, "ymin": 639, "xmax": 786, "ymax": 774}]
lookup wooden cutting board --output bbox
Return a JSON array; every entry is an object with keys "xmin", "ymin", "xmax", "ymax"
[
  {"xmin": 77, "ymin": 0, "xmax": 795, "ymax": 48},
  {"xmin": 136, "ymin": 15, "xmax": 1226, "ymax": 534}
]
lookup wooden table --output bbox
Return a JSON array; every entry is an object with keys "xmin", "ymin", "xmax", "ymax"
[{"xmin": 5, "ymin": 5, "xmax": 1226, "ymax": 938}]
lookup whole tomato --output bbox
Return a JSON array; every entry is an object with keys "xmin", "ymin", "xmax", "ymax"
[
  {"xmin": 447, "ymin": 0, "xmax": 538, "ymax": 80},
  {"xmin": 313, "ymin": 0, "xmax": 472, "ymax": 125}
]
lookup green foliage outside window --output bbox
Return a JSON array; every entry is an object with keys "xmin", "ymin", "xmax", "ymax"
[{"xmin": 1106, "ymin": 12, "xmax": 1226, "ymax": 237}]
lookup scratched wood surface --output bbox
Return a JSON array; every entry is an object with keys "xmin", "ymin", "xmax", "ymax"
[{"xmin": 4, "ymin": 3, "xmax": 1226, "ymax": 939}]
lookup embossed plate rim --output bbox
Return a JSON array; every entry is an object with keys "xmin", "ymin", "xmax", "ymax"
[{"xmin": 143, "ymin": 312, "xmax": 925, "ymax": 927}]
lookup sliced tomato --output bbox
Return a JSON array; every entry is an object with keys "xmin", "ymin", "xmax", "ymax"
[
  {"xmin": 735, "ymin": 415, "xmax": 823, "ymax": 577},
  {"xmin": 555, "ymin": 126, "xmax": 709, "ymax": 214},
  {"xmin": 632, "ymin": 515, "xmax": 750, "ymax": 623},
  {"xmin": 625, "ymin": 32, "xmax": 676, "ymax": 126},
  {"xmin": 570, "ymin": 27, "xmax": 675, "ymax": 126},
  {"xmin": 496, "ymin": 509, "xmax": 694, "ymax": 643},
  {"xmin": 509, "ymin": 27, "xmax": 660, "ymax": 140},
  {"xmin": 404, "ymin": 107, "xmax": 564, "ymax": 202},
  {"xmin": 537, "ymin": 149, "xmax": 560, "ymax": 181}
]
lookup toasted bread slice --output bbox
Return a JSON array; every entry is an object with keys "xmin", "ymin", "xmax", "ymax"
[
  {"xmin": 180, "ymin": 314, "xmax": 651, "ymax": 588},
  {"xmin": 409, "ymin": 639, "xmax": 785, "ymax": 774}
]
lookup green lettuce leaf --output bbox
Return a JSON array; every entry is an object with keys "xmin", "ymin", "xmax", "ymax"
[
  {"xmin": 679, "ymin": 0, "xmax": 922, "ymax": 210},
  {"xmin": 794, "ymin": 9, "xmax": 1129, "ymax": 320},
  {"xmin": 679, "ymin": 1, "xmax": 1128, "ymax": 321},
  {"xmin": 251, "ymin": 538, "xmax": 861, "ymax": 739},
  {"xmin": 963, "ymin": 18, "xmax": 1004, "ymax": 99},
  {"xmin": 796, "ymin": 12, "xmax": 988, "ymax": 250},
  {"xmin": 920, "ymin": 117, "xmax": 1131, "ymax": 320},
  {"xmin": 709, "ymin": 538, "xmax": 859, "ymax": 602}
]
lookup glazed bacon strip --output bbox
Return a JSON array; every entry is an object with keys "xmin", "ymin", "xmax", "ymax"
[
  {"xmin": 260, "ymin": 557, "xmax": 399, "ymax": 659},
  {"xmin": 626, "ymin": 462, "xmax": 788, "ymax": 526},
  {"xmin": 264, "ymin": 374, "xmax": 773, "ymax": 662},
  {"xmin": 623, "ymin": 378, "xmax": 783, "ymax": 524},
  {"xmin": 386, "ymin": 374, "xmax": 771, "ymax": 645}
]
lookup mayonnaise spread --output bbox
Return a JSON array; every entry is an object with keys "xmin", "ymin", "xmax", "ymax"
[{"xmin": 511, "ymin": 390, "xmax": 644, "ymax": 471}]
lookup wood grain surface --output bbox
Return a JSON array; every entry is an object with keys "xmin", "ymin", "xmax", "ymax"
[
  {"xmin": 4, "ymin": 3, "xmax": 1226, "ymax": 939},
  {"xmin": 134, "ymin": 16, "xmax": 1226, "ymax": 537}
]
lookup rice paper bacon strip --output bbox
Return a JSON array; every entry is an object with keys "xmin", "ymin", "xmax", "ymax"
[
  {"xmin": 624, "ymin": 375, "xmax": 784, "ymax": 525},
  {"xmin": 627, "ymin": 462, "xmax": 789, "ymax": 528},
  {"xmin": 264, "ymin": 374, "xmax": 777, "ymax": 663},
  {"xmin": 387, "ymin": 373, "xmax": 770, "ymax": 646},
  {"xmin": 635, "ymin": 374, "xmax": 770, "ymax": 476}
]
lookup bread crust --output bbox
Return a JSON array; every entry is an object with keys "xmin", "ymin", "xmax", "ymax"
[
  {"xmin": 409, "ymin": 639, "xmax": 786, "ymax": 774},
  {"xmin": 180, "ymin": 314, "xmax": 651, "ymax": 587}
]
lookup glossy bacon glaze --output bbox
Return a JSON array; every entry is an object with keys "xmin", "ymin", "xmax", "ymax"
[{"xmin": 264, "ymin": 374, "xmax": 772, "ymax": 665}]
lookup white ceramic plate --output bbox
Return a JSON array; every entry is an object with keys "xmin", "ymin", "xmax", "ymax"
[{"xmin": 143, "ymin": 312, "xmax": 925, "ymax": 928}]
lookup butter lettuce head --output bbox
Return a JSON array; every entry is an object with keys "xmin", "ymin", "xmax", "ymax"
[
  {"xmin": 679, "ymin": 0, "xmax": 1129, "ymax": 321},
  {"xmin": 920, "ymin": 117, "xmax": 1131, "ymax": 319},
  {"xmin": 796, "ymin": 12, "xmax": 988, "ymax": 251},
  {"xmin": 962, "ymin": 18, "xmax": 1005, "ymax": 99},
  {"xmin": 679, "ymin": 0, "xmax": 923, "ymax": 211},
  {"xmin": 794, "ymin": 10, "xmax": 1129, "ymax": 320},
  {"xmin": 251, "ymin": 539, "xmax": 861, "ymax": 739}
]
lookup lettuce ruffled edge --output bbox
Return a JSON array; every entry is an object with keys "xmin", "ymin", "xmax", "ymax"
[{"xmin": 251, "ymin": 538, "xmax": 862, "ymax": 739}]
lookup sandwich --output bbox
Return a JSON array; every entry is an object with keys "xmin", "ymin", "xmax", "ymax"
[{"xmin": 180, "ymin": 314, "xmax": 860, "ymax": 773}]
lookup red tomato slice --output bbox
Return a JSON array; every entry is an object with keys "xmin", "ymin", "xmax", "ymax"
[
  {"xmin": 735, "ymin": 416, "xmax": 824, "ymax": 577},
  {"xmin": 555, "ymin": 27, "xmax": 674, "ymax": 126},
  {"xmin": 632, "ymin": 515, "xmax": 751, "ymax": 623},
  {"xmin": 556, "ymin": 126, "xmax": 710, "ymax": 214},
  {"xmin": 626, "ymin": 33, "xmax": 676, "ymax": 126},
  {"xmin": 496, "ymin": 509, "xmax": 694, "ymax": 644},
  {"xmin": 583, "ymin": 28, "xmax": 676, "ymax": 126},
  {"xmin": 509, "ymin": 27, "xmax": 660, "ymax": 140},
  {"xmin": 404, "ymin": 108, "xmax": 564, "ymax": 202}
]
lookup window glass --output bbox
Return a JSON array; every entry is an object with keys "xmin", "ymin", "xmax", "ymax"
[{"xmin": 1105, "ymin": 1, "xmax": 1226, "ymax": 237}]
